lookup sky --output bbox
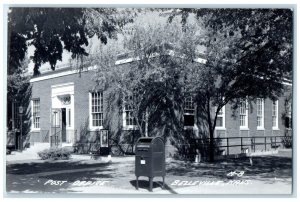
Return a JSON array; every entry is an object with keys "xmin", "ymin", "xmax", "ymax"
[{"xmin": 26, "ymin": 10, "xmax": 178, "ymax": 74}]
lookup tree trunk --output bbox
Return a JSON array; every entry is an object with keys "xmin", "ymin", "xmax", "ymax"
[
  {"xmin": 209, "ymin": 128, "xmax": 215, "ymax": 162},
  {"xmin": 145, "ymin": 107, "xmax": 149, "ymax": 137}
]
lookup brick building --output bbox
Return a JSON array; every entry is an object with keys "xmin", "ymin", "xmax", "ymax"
[{"xmin": 27, "ymin": 58, "xmax": 292, "ymax": 157}]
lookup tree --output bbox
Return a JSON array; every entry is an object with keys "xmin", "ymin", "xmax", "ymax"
[
  {"xmin": 7, "ymin": 7, "xmax": 136, "ymax": 75},
  {"xmin": 90, "ymin": 12, "xmax": 198, "ymax": 145},
  {"xmin": 7, "ymin": 56, "xmax": 32, "ymax": 148},
  {"xmin": 169, "ymin": 8, "xmax": 293, "ymax": 162}
]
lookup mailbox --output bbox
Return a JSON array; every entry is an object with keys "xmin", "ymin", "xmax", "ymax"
[{"xmin": 135, "ymin": 137, "xmax": 165, "ymax": 191}]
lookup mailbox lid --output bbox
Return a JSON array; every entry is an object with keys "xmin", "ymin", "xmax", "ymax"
[{"xmin": 135, "ymin": 137, "xmax": 153, "ymax": 152}]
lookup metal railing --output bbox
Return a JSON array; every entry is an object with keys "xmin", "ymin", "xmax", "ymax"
[
  {"xmin": 50, "ymin": 130, "xmax": 61, "ymax": 147},
  {"xmin": 193, "ymin": 135, "xmax": 292, "ymax": 156}
]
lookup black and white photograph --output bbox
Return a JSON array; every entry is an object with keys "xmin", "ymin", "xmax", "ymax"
[{"xmin": 3, "ymin": 3, "xmax": 295, "ymax": 196}]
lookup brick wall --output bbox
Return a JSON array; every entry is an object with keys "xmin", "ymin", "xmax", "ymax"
[{"xmin": 30, "ymin": 68, "xmax": 292, "ymax": 156}]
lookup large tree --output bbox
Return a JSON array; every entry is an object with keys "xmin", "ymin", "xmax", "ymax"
[
  {"xmin": 169, "ymin": 8, "xmax": 293, "ymax": 161},
  {"xmin": 91, "ymin": 12, "xmax": 198, "ymax": 145},
  {"xmin": 7, "ymin": 7, "xmax": 136, "ymax": 75}
]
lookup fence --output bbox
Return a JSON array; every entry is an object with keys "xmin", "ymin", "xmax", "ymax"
[{"xmin": 193, "ymin": 135, "xmax": 292, "ymax": 156}]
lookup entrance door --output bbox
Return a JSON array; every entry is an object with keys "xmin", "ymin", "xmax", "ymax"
[{"xmin": 50, "ymin": 108, "xmax": 62, "ymax": 147}]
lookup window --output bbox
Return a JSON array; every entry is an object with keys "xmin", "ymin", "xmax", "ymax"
[
  {"xmin": 240, "ymin": 100, "xmax": 248, "ymax": 129},
  {"xmin": 90, "ymin": 92, "xmax": 103, "ymax": 128},
  {"xmin": 32, "ymin": 99, "xmax": 40, "ymax": 129},
  {"xmin": 216, "ymin": 106, "xmax": 225, "ymax": 129},
  {"xmin": 123, "ymin": 95, "xmax": 136, "ymax": 127},
  {"xmin": 272, "ymin": 100, "xmax": 279, "ymax": 129},
  {"xmin": 67, "ymin": 108, "xmax": 71, "ymax": 127},
  {"xmin": 257, "ymin": 98, "xmax": 264, "ymax": 129},
  {"xmin": 184, "ymin": 96, "xmax": 195, "ymax": 127}
]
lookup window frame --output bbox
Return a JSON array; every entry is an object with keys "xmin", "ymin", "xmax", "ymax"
[
  {"xmin": 122, "ymin": 95, "xmax": 138, "ymax": 130},
  {"xmin": 256, "ymin": 98, "xmax": 265, "ymax": 130},
  {"xmin": 31, "ymin": 99, "xmax": 41, "ymax": 131},
  {"xmin": 184, "ymin": 96, "xmax": 195, "ymax": 128},
  {"xmin": 272, "ymin": 100, "xmax": 279, "ymax": 130},
  {"xmin": 215, "ymin": 105, "xmax": 226, "ymax": 130},
  {"xmin": 239, "ymin": 99, "xmax": 249, "ymax": 130},
  {"xmin": 89, "ymin": 92, "xmax": 104, "ymax": 131}
]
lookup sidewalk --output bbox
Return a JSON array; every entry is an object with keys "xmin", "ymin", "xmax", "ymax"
[
  {"xmin": 45, "ymin": 178, "xmax": 292, "ymax": 195},
  {"xmin": 6, "ymin": 153, "xmax": 292, "ymax": 194}
]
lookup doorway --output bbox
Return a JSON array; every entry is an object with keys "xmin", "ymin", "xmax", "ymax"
[
  {"xmin": 61, "ymin": 108, "xmax": 66, "ymax": 142},
  {"xmin": 50, "ymin": 108, "xmax": 67, "ymax": 147}
]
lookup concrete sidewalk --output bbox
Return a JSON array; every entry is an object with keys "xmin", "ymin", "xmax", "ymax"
[{"xmin": 66, "ymin": 178, "xmax": 292, "ymax": 195}]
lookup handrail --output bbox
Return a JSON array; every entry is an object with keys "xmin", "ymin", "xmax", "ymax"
[{"xmin": 189, "ymin": 135, "xmax": 292, "ymax": 155}]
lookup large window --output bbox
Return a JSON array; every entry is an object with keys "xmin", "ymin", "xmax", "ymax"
[
  {"xmin": 123, "ymin": 95, "xmax": 136, "ymax": 127},
  {"xmin": 184, "ymin": 96, "xmax": 195, "ymax": 127},
  {"xmin": 90, "ymin": 92, "xmax": 103, "ymax": 128},
  {"xmin": 240, "ymin": 100, "xmax": 248, "ymax": 129},
  {"xmin": 32, "ymin": 99, "xmax": 40, "ymax": 129},
  {"xmin": 272, "ymin": 100, "xmax": 279, "ymax": 129},
  {"xmin": 216, "ymin": 106, "xmax": 225, "ymax": 129},
  {"xmin": 257, "ymin": 98, "xmax": 264, "ymax": 130}
]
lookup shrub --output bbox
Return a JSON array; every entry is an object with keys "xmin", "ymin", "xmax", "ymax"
[
  {"xmin": 282, "ymin": 134, "xmax": 292, "ymax": 149},
  {"xmin": 38, "ymin": 147, "xmax": 72, "ymax": 160}
]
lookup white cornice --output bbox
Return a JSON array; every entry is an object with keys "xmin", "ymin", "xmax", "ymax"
[{"xmin": 29, "ymin": 66, "xmax": 98, "ymax": 83}]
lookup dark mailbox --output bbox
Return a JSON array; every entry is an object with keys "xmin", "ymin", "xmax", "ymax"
[{"xmin": 135, "ymin": 137, "xmax": 165, "ymax": 191}]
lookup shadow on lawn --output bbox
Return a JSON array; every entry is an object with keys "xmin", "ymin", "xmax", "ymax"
[
  {"xmin": 6, "ymin": 160, "xmax": 115, "ymax": 193},
  {"xmin": 7, "ymin": 161, "xmax": 111, "ymax": 175},
  {"xmin": 167, "ymin": 156, "xmax": 292, "ymax": 182}
]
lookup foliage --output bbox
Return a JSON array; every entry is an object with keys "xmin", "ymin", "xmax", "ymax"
[
  {"xmin": 168, "ymin": 8, "xmax": 293, "ymax": 162},
  {"xmin": 91, "ymin": 12, "xmax": 198, "ymax": 141},
  {"xmin": 7, "ymin": 56, "xmax": 32, "ymax": 141},
  {"xmin": 281, "ymin": 132, "xmax": 292, "ymax": 149},
  {"xmin": 7, "ymin": 8, "xmax": 137, "ymax": 75},
  {"xmin": 281, "ymin": 91, "xmax": 292, "ymax": 129},
  {"xmin": 74, "ymin": 118, "xmax": 101, "ymax": 154},
  {"xmin": 38, "ymin": 147, "xmax": 72, "ymax": 160}
]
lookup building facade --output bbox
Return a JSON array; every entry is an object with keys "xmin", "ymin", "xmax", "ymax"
[{"xmin": 28, "ymin": 61, "xmax": 292, "ymax": 156}]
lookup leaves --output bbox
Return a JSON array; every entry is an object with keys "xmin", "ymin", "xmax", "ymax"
[{"xmin": 7, "ymin": 7, "xmax": 133, "ymax": 75}]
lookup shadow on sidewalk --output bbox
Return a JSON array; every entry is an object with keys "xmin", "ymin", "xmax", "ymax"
[
  {"xmin": 6, "ymin": 160, "xmax": 115, "ymax": 193},
  {"xmin": 129, "ymin": 179, "xmax": 177, "ymax": 194}
]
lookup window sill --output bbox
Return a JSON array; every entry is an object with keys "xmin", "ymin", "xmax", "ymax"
[
  {"xmin": 272, "ymin": 128, "xmax": 280, "ymax": 131},
  {"xmin": 123, "ymin": 126, "xmax": 139, "ymax": 131},
  {"xmin": 89, "ymin": 126, "xmax": 104, "ymax": 131},
  {"xmin": 257, "ymin": 127, "xmax": 265, "ymax": 131},
  {"xmin": 215, "ymin": 127, "xmax": 226, "ymax": 130},
  {"xmin": 240, "ymin": 127, "xmax": 249, "ymax": 131},
  {"xmin": 31, "ymin": 128, "xmax": 41, "ymax": 132}
]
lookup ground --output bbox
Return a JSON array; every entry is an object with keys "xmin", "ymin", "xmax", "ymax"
[{"xmin": 5, "ymin": 151, "xmax": 292, "ymax": 195}]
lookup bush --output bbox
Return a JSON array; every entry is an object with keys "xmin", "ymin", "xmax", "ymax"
[
  {"xmin": 282, "ymin": 134, "xmax": 292, "ymax": 149},
  {"xmin": 38, "ymin": 147, "xmax": 72, "ymax": 160}
]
